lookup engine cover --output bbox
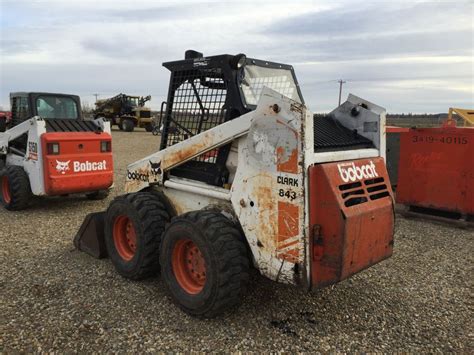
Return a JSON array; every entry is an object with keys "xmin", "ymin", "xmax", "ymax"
[
  {"xmin": 41, "ymin": 132, "xmax": 113, "ymax": 195},
  {"xmin": 308, "ymin": 157, "xmax": 394, "ymax": 289}
]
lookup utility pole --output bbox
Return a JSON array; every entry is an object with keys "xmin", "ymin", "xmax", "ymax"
[
  {"xmin": 93, "ymin": 93, "xmax": 100, "ymax": 103},
  {"xmin": 337, "ymin": 79, "xmax": 346, "ymax": 106}
]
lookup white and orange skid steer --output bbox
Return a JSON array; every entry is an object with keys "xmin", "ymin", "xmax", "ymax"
[
  {"xmin": 75, "ymin": 51, "xmax": 394, "ymax": 318},
  {"xmin": 0, "ymin": 92, "xmax": 113, "ymax": 210}
]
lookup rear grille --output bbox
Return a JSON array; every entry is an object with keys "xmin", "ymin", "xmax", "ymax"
[
  {"xmin": 314, "ymin": 114, "xmax": 373, "ymax": 152},
  {"xmin": 45, "ymin": 119, "xmax": 99, "ymax": 132},
  {"xmin": 338, "ymin": 177, "xmax": 390, "ymax": 207},
  {"xmin": 366, "ymin": 177, "xmax": 390, "ymax": 201}
]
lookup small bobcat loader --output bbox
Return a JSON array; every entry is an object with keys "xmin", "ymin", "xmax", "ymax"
[
  {"xmin": 0, "ymin": 92, "xmax": 113, "ymax": 210},
  {"xmin": 76, "ymin": 51, "xmax": 394, "ymax": 318}
]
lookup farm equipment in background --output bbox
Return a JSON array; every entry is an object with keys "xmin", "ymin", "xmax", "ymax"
[
  {"xmin": 75, "ymin": 50, "xmax": 394, "ymax": 317},
  {"xmin": 387, "ymin": 107, "xmax": 474, "ymax": 224},
  {"xmin": 0, "ymin": 92, "xmax": 113, "ymax": 210},
  {"xmin": 445, "ymin": 107, "xmax": 474, "ymax": 127},
  {"xmin": 94, "ymin": 93, "xmax": 153, "ymax": 132}
]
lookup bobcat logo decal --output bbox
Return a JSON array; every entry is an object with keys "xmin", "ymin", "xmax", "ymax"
[
  {"xmin": 149, "ymin": 160, "xmax": 162, "ymax": 176},
  {"xmin": 55, "ymin": 160, "xmax": 70, "ymax": 175}
]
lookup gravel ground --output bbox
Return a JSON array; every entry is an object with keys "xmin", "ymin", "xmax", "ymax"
[{"xmin": 1, "ymin": 128, "xmax": 473, "ymax": 352}]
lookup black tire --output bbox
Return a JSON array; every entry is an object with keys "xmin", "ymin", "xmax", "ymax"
[
  {"xmin": 105, "ymin": 192, "xmax": 170, "ymax": 280},
  {"xmin": 160, "ymin": 210, "xmax": 249, "ymax": 318},
  {"xmin": 0, "ymin": 117, "xmax": 6, "ymax": 132},
  {"xmin": 1, "ymin": 166, "xmax": 32, "ymax": 210},
  {"xmin": 86, "ymin": 190, "xmax": 109, "ymax": 200},
  {"xmin": 144, "ymin": 123, "xmax": 153, "ymax": 132},
  {"xmin": 121, "ymin": 118, "xmax": 134, "ymax": 132}
]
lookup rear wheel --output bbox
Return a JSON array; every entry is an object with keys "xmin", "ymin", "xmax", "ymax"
[
  {"xmin": 1, "ymin": 166, "xmax": 32, "ymax": 210},
  {"xmin": 160, "ymin": 211, "xmax": 249, "ymax": 318},
  {"xmin": 144, "ymin": 123, "xmax": 153, "ymax": 132},
  {"xmin": 105, "ymin": 192, "xmax": 170, "ymax": 279},
  {"xmin": 121, "ymin": 118, "xmax": 134, "ymax": 132},
  {"xmin": 86, "ymin": 190, "xmax": 109, "ymax": 200}
]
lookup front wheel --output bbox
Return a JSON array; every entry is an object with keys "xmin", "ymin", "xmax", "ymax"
[
  {"xmin": 160, "ymin": 211, "xmax": 249, "ymax": 318},
  {"xmin": 121, "ymin": 118, "xmax": 134, "ymax": 132},
  {"xmin": 105, "ymin": 192, "xmax": 170, "ymax": 280}
]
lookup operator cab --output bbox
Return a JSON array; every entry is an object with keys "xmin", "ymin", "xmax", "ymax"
[
  {"xmin": 9, "ymin": 92, "xmax": 102, "ymax": 135},
  {"xmin": 10, "ymin": 92, "xmax": 83, "ymax": 128},
  {"xmin": 125, "ymin": 96, "xmax": 139, "ymax": 108},
  {"xmin": 238, "ymin": 58, "xmax": 303, "ymax": 107},
  {"xmin": 159, "ymin": 50, "xmax": 373, "ymax": 187},
  {"xmin": 36, "ymin": 95, "xmax": 79, "ymax": 120},
  {"xmin": 159, "ymin": 50, "xmax": 305, "ymax": 186}
]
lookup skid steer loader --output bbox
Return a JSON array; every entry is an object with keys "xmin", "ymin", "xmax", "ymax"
[
  {"xmin": 0, "ymin": 92, "xmax": 113, "ymax": 210},
  {"xmin": 76, "ymin": 51, "xmax": 394, "ymax": 317}
]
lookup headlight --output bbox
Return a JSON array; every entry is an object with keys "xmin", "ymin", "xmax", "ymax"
[{"xmin": 230, "ymin": 53, "xmax": 247, "ymax": 70}]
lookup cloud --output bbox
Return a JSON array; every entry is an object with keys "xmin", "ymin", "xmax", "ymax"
[
  {"xmin": 267, "ymin": 1, "xmax": 472, "ymax": 37},
  {"xmin": 0, "ymin": 0, "xmax": 472, "ymax": 113}
]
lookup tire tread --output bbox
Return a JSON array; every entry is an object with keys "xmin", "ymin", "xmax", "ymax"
[
  {"xmin": 163, "ymin": 210, "xmax": 249, "ymax": 318},
  {"xmin": 106, "ymin": 192, "xmax": 170, "ymax": 280},
  {"xmin": 2, "ymin": 166, "xmax": 31, "ymax": 210}
]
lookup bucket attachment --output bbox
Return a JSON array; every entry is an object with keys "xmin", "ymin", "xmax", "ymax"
[{"xmin": 73, "ymin": 212, "xmax": 107, "ymax": 258}]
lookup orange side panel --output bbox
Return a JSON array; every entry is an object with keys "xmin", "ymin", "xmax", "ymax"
[
  {"xmin": 277, "ymin": 201, "xmax": 300, "ymax": 263},
  {"xmin": 41, "ymin": 132, "xmax": 114, "ymax": 195},
  {"xmin": 396, "ymin": 127, "xmax": 474, "ymax": 214},
  {"xmin": 309, "ymin": 157, "xmax": 394, "ymax": 289},
  {"xmin": 277, "ymin": 148, "xmax": 298, "ymax": 174}
]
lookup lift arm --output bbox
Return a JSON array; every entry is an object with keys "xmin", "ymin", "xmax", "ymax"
[
  {"xmin": 124, "ymin": 88, "xmax": 294, "ymax": 192},
  {"xmin": 0, "ymin": 117, "xmax": 41, "ymax": 154},
  {"xmin": 124, "ymin": 100, "xmax": 256, "ymax": 192}
]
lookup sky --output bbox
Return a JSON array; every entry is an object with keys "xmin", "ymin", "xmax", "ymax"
[{"xmin": 0, "ymin": 0, "xmax": 473, "ymax": 113}]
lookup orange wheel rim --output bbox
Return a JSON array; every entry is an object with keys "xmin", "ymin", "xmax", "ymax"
[
  {"xmin": 113, "ymin": 215, "xmax": 137, "ymax": 261},
  {"xmin": 2, "ymin": 176, "xmax": 11, "ymax": 204},
  {"xmin": 172, "ymin": 239, "xmax": 206, "ymax": 294}
]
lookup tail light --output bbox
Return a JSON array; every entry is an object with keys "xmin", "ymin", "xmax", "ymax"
[
  {"xmin": 47, "ymin": 142, "xmax": 60, "ymax": 155},
  {"xmin": 101, "ymin": 141, "xmax": 111, "ymax": 152}
]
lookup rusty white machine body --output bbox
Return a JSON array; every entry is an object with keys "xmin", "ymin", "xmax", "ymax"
[
  {"xmin": 125, "ymin": 88, "xmax": 391, "ymax": 284},
  {"xmin": 76, "ymin": 51, "xmax": 394, "ymax": 317}
]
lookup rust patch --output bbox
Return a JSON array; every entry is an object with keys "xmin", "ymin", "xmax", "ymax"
[
  {"xmin": 162, "ymin": 132, "xmax": 214, "ymax": 169},
  {"xmin": 252, "ymin": 174, "xmax": 278, "ymax": 252},
  {"xmin": 277, "ymin": 249, "xmax": 299, "ymax": 263},
  {"xmin": 124, "ymin": 180, "xmax": 140, "ymax": 193},
  {"xmin": 290, "ymin": 102, "xmax": 304, "ymax": 114},
  {"xmin": 277, "ymin": 148, "xmax": 298, "ymax": 174},
  {"xmin": 277, "ymin": 201, "xmax": 300, "ymax": 263}
]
